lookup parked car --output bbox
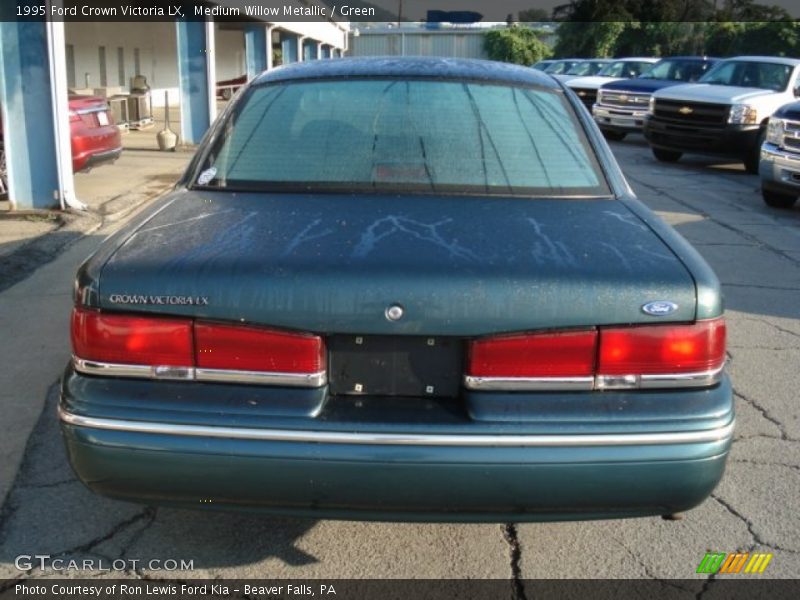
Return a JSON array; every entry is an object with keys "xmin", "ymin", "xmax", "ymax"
[
  {"xmin": 759, "ymin": 101, "xmax": 800, "ymax": 208},
  {"xmin": 216, "ymin": 75, "xmax": 247, "ymax": 100},
  {"xmin": 644, "ymin": 56, "xmax": 800, "ymax": 173},
  {"xmin": 593, "ymin": 56, "xmax": 718, "ymax": 140},
  {"xmin": 566, "ymin": 58, "xmax": 659, "ymax": 112},
  {"xmin": 531, "ymin": 59, "xmax": 556, "ymax": 71},
  {"xmin": 61, "ymin": 57, "xmax": 731, "ymax": 522},
  {"xmin": 551, "ymin": 59, "xmax": 613, "ymax": 84},
  {"xmin": 0, "ymin": 95, "xmax": 122, "ymax": 197},
  {"xmin": 542, "ymin": 59, "xmax": 582, "ymax": 75}
]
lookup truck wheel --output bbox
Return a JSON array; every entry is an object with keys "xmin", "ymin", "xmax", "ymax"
[
  {"xmin": 744, "ymin": 129, "xmax": 766, "ymax": 174},
  {"xmin": 762, "ymin": 189, "xmax": 798, "ymax": 209},
  {"xmin": 603, "ymin": 130, "xmax": 626, "ymax": 142},
  {"xmin": 652, "ymin": 148, "xmax": 682, "ymax": 163}
]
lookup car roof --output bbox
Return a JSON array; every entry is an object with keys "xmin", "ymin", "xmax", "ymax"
[
  {"xmin": 721, "ymin": 56, "xmax": 800, "ymax": 66},
  {"xmin": 657, "ymin": 56, "xmax": 717, "ymax": 61},
  {"xmin": 613, "ymin": 57, "xmax": 659, "ymax": 62},
  {"xmin": 254, "ymin": 57, "xmax": 561, "ymax": 89}
]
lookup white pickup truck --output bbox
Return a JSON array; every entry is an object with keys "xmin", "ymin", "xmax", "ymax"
[
  {"xmin": 565, "ymin": 58, "xmax": 658, "ymax": 113},
  {"xmin": 644, "ymin": 56, "xmax": 800, "ymax": 173}
]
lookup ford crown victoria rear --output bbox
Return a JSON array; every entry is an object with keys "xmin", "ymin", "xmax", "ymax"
[{"xmin": 60, "ymin": 57, "xmax": 733, "ymax": 522}]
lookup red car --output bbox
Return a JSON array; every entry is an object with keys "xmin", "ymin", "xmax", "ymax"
[
  {"xmin": 216, "ymin": 75, "xmax": 247, "ymax": 100},
  {"xmin": 0, "ymin": 94, "xmax": 122, "ymax": 197}
]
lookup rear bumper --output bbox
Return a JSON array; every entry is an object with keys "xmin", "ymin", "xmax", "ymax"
[
  {"xmin": 59, "ymin": 369, "xmax": 734, "ymax": 522},
  {"xmin": 72, "ymin": 126, "xmax": 123, "ymax": 172},
  {"xmin": 75, "ymin": 147, "xmax": 122, "ymax": 172},
  {"xmin": 593, "ymin": 105, "xmax": 648, "ymax": 133},
  {"xmin": 644, "ymin": 118, "xmax": 760, "ymax": 157},
  {"xmin": 759, "ymin": 143, "xmax": 800, "ymax": 196}
]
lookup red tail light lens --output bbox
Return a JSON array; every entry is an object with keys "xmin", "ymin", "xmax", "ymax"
[
  {"xmin": 466, "ymin": 318, "xmax": 726, "ymax": 390},
  {"xmin": 598, "ymin": 318, "xmax": 726, "ymax": 375},
  {"xmin": 467, "ymin": 330, "xmax": 598, "ymax": 378},
  {"xmin": 71, "ymin": 308, "xmax": 193, "ymax": 367},
  {"xmin": 194, "ymin": 323, "xmax": 324, "ymax": 373}
]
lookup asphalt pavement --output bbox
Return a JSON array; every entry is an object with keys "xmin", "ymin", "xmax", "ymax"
[{"xmin": 0, "ymin": 136, "xmax": 798, "ymax": 590}]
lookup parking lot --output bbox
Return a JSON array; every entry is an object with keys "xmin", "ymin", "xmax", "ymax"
[{"xmin": 0, "ymin": 134, "xmax": 798, "ymax": 588}]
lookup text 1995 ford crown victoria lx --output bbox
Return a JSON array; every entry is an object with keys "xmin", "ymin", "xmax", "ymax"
[{"xmin": 60, "ymin": 57, "xmax": 732, "ymax": 522}]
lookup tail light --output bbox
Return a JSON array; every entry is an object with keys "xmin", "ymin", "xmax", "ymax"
[
  {"xmin": 467, "ymin": 331, "xmax": 597, "ymax": 378},
  {"xmin": 71, "ymin": 309, "xmax": 193, "ymax": 367},
  {"xmin": 71, "ymin": 308, "xmax": 325, "ymax": 387},
  {"xmin": 195, "ymin": 323, "xmax": 324, "ymax": 374},
  {"xmin": 466, "ymin": 318, "xmax": 725, "ymax": 391},
  {"xmin": 598, "ymin": 320, "xmax": 726, "ymax": 375}
]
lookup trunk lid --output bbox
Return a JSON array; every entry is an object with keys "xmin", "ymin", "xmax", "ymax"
[{"xmin": 97, "ymin": 190, "xmax": 697, "ymax": 336}]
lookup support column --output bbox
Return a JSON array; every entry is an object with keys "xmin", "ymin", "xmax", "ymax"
[
  {"xmin": 0, "ymin": 20, "xmax": 74, "ymax": 210},
  {"xmin": 281, "ymin": 33, "xmax": 299, "ymax": 64},
  {"xmin": 266, "ymin": 26, "xmax": 275, "ymax": 71},
  {"xmin": 303, "ymin": 39, "xmax": 316, "ymax": 61},
  {"xmin": 316, "ymin": 42, "xmax": 323, "ymax": 60},
  {"xmin": 175, "ymin": 19, "xmax": 216, "ymax": 145},
  {"xmin": 245, "ymin": 25, "xmax": 267, "ymax": 80}
]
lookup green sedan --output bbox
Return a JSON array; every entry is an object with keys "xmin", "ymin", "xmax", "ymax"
[{"xmin": 60, "ymin": 57, "xmax": 732, "ymax": 522}]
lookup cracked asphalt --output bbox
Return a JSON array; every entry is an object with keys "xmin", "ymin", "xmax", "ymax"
[{"xmin": 0, "ymin": 136, "xmax": 799, "ymax": 590}]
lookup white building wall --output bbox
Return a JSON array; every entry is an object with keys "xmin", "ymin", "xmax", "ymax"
[
  {"xmin": 64, "ymin": 19, "xmax": 346, "ymax": 108},
  {"xmin": 65, "ymin": 22, "xmax": 181, "ymax": 106}
]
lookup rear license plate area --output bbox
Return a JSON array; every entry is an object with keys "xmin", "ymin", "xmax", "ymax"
[{"xmin": 328, "ymin": 336, "xmax": 463, "ymax": 398}]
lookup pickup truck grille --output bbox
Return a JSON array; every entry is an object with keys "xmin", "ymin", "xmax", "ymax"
[
  {"xmin": 571, "ymin": 88, "xmax": 597, "ymax": 110},
  {"xmin": 653, "ymin": 99, "xmax": 730, "ymax": 128},
  {"xmin": 598, "ymin": 91, "xmax": 650, "ymax": 109},
  {"xmin": 781, "ymin": 120, "xmax": 800, "ymax": 153}
]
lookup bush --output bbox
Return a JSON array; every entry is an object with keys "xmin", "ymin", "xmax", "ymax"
[{"xmin": 484, "ymin": 27, "xmax": 551, "ymax": 65}]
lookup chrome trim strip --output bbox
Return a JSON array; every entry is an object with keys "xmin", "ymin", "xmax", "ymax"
[
  {"xmin": 58, "ymin": 407, "xmax": 735, "ymax": 447},
  {"xmin": 761, "ymin": 143, "xmax": 800, "ymax": 163},
  {"xmin": 463, "ymin": 375, "xmax": 594, "ymax": 392},
  {"xmin": 73, "ymin": 358, "xmax": 193, "ymax": 381},
  {"xmin": 195, "ymin": 368, "xmax": 327, "ymax": 388},
  {"xmin": 638, "ymin": 364, "xmax": 725, "ymax": 389},
  {"xmin": 73, "ymin": 356, "xmax": 326, "ymax": 388},
  {"xmin": 466, "ymin": 366, "xmax": 725, "ymax": 392}
]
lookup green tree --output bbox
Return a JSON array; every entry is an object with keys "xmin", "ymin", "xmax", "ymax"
[
  {"xmin": 518, "ymin": 8, "xmax": 551, "ymax": 21},
  {"xmin": 483, "ymin": 27, "xmax": 551, "ymax": 65},
  {"xmin": 705, "ymin": 21, "xmax": 800, "ymax": 56},
  {"xmin": 552, "ymin": 21, "xmax": 627, "ymax": 57}
]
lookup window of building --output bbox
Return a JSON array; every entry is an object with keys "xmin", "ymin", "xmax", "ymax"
[
  {"xmin": 98, "ymin": 46, "xmax": 107, "ymax": 86},
  {"xmin": 117, "ymin": 47, "xmax": 125, "ymax": 86},
  {"xmin": 65, "ymin": 44, "xmax": 76, "ymax": 88}
]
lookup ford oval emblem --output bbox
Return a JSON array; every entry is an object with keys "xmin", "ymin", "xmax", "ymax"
[{"xmin": 642, "ymin": 301, "xmax": 678, "ymax": 316}]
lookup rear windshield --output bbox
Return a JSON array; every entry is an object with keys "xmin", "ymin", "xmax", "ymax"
[{"xmin": 196, "ymin": 78, "xmax": 609, "ymax": 197}]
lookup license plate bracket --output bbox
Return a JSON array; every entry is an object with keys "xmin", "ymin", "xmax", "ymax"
[{"xmin": 328, "ymin": 336, "xmax": 463, "ymax": 398}]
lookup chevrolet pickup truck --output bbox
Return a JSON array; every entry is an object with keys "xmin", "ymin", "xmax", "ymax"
[
  {"xmin": 759, "ymin": 101, "xmax": 800, "ymax": 208},
  {"xmin": 593, "ymin": 57, "xmax": 717, "ymax": 141},
  {"xmin": 644, "ymin": 56, "xmax": 800, "ymax": 173},
  {"xmin": 566, "ymin": 58, "xmax": 659, "ymax": 112}
]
